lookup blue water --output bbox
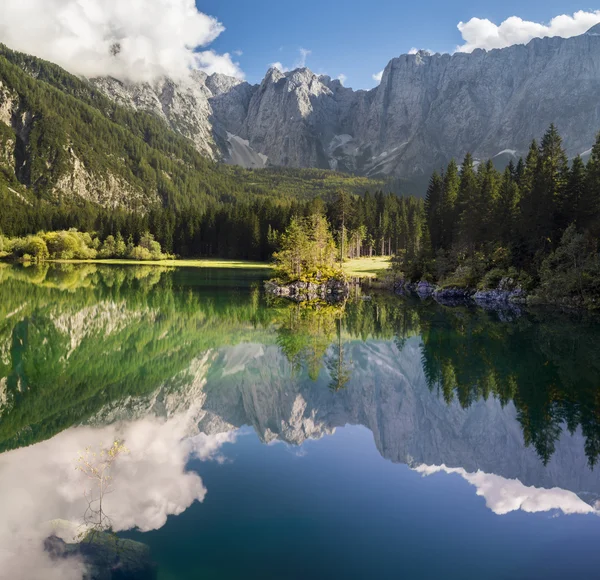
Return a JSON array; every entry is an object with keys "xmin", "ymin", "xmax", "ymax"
[
  {"xmin": 1, "ymin": 264, "xmax": 599, "ymax": 579},
  {"xmin": 123, "ymin": 425, "xmax": 600, "ymax": 580}
]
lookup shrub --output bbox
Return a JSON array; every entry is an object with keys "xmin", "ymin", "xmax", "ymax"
[
  {"xmin": 42, "ymin": 230, "xmax": 97, "ymax": 260},
  {"xmin": 128, "ymin": 245, "xmax": 154, "ymax": 261},
  {"xmin": 480, "ymin": 268, "xmax": 506, "ymax": 290},
  {"xmin": 14, "ymin": 236, "xmax": 49, "ymax": 262},
  {"xmin": 538, "ymin": 224, "xmax": 600, "ymax": 306}
]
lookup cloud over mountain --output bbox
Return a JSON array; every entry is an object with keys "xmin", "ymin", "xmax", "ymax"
[
  {"xmin": 0, "ymin": 0, "xmax": 244, "ymax": 81},
  {"xmin": 457, "ymin": 10, "xmax": 600, "ymax": 52}
]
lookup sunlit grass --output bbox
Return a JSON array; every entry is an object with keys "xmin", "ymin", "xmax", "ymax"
[
  {"xmin": 49, "ymin": 256, "xmax": 391, "ymax": 278},
  {"xmin": 343, "ymin": 257, "xmax": 392, "ymax": 278},
  {"xmin": 51, "ymin": 258, "xmax": 274, "ymax": 269}
]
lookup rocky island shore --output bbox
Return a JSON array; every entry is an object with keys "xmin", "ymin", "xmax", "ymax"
[
  {"xmin": 265, "ymin": 278, "xmax": 350, "ymax": 303},
  {"xmin": 393, "ymin": 276, "xmax": 528, "ymax": 309}
]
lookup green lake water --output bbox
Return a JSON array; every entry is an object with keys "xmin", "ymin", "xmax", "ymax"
[{"xmin": 1, "ymin": 263, "xmax": 599, "ymax": 579}]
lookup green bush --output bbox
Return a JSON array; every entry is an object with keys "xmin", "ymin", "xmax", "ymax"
[
  {"xmin": 128, "ymin": 245, "xmax": 154, "ymax": 261},
  {"xmin": 479, "ymin": 268, "xmax": 506, "ymax": 290},
  {"xmin": 13, "ymin": 236, "xmax": 49, "ymax": 262},
  {"xmin": 538, "ymin": 224, "xmax": 600, "ymax": 307}
]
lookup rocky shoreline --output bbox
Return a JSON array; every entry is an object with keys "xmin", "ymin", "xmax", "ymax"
[
  {"xmin": 265, "ymin": 278, "xmax": 350, "ymax": 303},
  {"xmin": 395, "ymin": 277, "xmax": 528, "ymax": 309}
]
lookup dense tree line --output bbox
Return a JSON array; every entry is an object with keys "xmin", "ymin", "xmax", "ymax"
[
  {"xmin": 1, "ymin": 180, "xmax": 425, "ymax": 262},
  {"xmin": 400, "ymin": 125, "xmax": 600, "ymax": 305}
]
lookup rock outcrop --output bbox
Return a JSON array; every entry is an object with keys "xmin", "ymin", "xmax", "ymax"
[
  {"xmin": 45, "ymin": 534, "xmax": 157, "ymax": 580},
  {"xmin": 91, "ymin": 27, "xmax": 600, "ymax": 191},
  {"xmin": 265, "ymin": 278, "xmax": 349, "ymax": 302}
]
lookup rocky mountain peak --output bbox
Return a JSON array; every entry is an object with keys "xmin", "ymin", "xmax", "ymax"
[
  {"xmin": 89, "ymin": 30, "xmax": 600, "ymax": 192},
  {"xmin": 586, "ymin": 23, "xmax": 600, "ymax": 36}
]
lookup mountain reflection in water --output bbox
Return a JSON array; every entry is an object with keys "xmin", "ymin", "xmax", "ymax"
[{"xmin": 1, "ymin": 263, "xmax": 599, "ymax": 579}]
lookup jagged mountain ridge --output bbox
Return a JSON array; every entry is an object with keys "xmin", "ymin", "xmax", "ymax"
[
  {"xmin": 0, "ymin": 44, "xmax": 386, "ymax": 209},
  {"xmin": 92, "ymin": 26, "xmax": 600, "ymax": 192}
]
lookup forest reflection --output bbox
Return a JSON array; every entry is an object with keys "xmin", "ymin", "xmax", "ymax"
[{"xmin": 0, "ymin": 263, "xmax": 599, "ymax": 467}]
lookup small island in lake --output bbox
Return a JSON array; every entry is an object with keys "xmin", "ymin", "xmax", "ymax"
[{"xmin": 265, "ymin": 212, "xmax": 350, "ymax": 302}]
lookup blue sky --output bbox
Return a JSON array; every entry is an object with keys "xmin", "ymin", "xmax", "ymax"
[
  {"xmin": 0, "ymin": 1, "xmax": 597, "ymax": 85},
  {"xmin": 196, "ymin": 1, "xmax": 599, "ymax": 88}
]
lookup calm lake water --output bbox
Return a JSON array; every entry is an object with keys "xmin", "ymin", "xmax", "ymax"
[{"xmin": 1, "ymin": 263, "xmax": 600, "ymax": 580}]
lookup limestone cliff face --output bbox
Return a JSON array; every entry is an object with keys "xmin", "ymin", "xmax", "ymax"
[
  {"xmin": 90, "ymin": 71, "xmax": 260, "ymax": 168},
  {"xmin": 90, "ymin": 27, "xmax": 600, "ymax": 190},
  {"xmin": 91, "ymin": 73, "xmax": 220, "ymax": 160}
]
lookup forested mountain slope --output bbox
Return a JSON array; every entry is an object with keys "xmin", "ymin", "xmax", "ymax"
[{"xmin": 0, "ymin": 44, "xmax": 387, "ymax": 213}]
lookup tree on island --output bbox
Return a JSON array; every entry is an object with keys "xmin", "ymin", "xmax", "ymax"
[{"xmin": 272, "ymin": 213, "xmax": 342, "ymax": 282}]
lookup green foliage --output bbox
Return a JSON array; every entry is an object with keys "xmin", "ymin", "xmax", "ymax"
[
  {"xmin": 272, "ymin": 213, "xmax": 340, "ymax": 282},
  {"xmin": 2, "ymin": 229, "xmax": 172, "ymax": 262},
  {"xmin": 12, "ymin": 235, "xmax": 49, "ymax": 262},
  {"xmin": 418, "ymin": 125, "xmax": 600, "ymax": 303},
  {"xmin": 538, "ymin": 224, "xmax": 600, "ymax": 307}
]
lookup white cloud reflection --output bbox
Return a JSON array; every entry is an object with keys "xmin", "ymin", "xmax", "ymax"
[
  {"xmin": 414, "ymin": 464, "xmax": 600, "ymax": 516},
  {"xmin": 0, "ymin": 413, "xmax": 237, "ymax": 579}
]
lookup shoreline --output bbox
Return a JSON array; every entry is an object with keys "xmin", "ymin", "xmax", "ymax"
[
  {"xmin": 3, "ymin": 257, "xmax": 391, "ymax": 279},
  {"xmin": 47, "ymin": 258, "xmax": 273, "ymax": 269}
]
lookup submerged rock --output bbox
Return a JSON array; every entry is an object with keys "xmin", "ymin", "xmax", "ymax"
[
  {"xmin": 415, "ymin": 281, "xmax": 435, "ymax": 298},
  {"xmin": 45, "ymin": 533, "xmax": 157, "ymax": 580},
  {"xmin": 433, "ymin": 287, "xmax": 474, "ymax": 305},
  {"xmin": 402, "ymin": 276, "xmax": 528, "ymax": 311}
]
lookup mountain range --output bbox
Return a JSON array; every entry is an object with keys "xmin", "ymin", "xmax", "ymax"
[
  {"xmin": 0, "ymin": 44, "xmax": 385, "ymax": 211},
  {"xmin": 1, "ymin": 26, "xmax": 600, "ymax": 205},
  {"xmin": 91, "ymin": 24, "xmax": 600, "ymax": 192}
]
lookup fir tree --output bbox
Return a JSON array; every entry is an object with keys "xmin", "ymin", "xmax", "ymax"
[
  {"xmin": 455, "ymin": 153, "xmax": 479, "ymax": 250},
  {"xmin": 440, "ymin": 160, "xmax": 459, "ymax": 249}
]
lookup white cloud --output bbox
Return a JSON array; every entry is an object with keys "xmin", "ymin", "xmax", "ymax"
[
  {"xmin": 296, "ymin": 47, "xmax": 312, "ymax": 68},
  {"xmin": 372, "ymin": 70, "xmax": 384, "ymax": 83},
  {"xmin": 337, "ymin": 73, "xmax": 347, "ymax": 85},
  {"xmin": 457, "ymin": 10, "xmax": 600, "ymax": 52},
  {"xmin": 0, "ymin": 413, "xmax": 237, "ymax": 579},
  {"xmin": 268, "ymin": 48, "xmax": 312, "ymax": 74},
  {"xmin": 0, "ymin": 0, "xmax": 244, "ymax": 81},
  {"xmin": 414, "ymin": 464, "xmax": 600, "ymax": 516},
  {"xmin": 269, "ymin": 61, "xmax": 288, "ymax": 73},
  {"xmin": 194, "ymin": 50, "xmax": 243, "ymax": 78}
]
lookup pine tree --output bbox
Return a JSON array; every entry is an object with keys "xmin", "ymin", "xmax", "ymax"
[
  {"xmin": 585, "ymin": 132, "xmax": 600, "ymax": 235},
  {"xmin": 425, "ymin": 171, "xmax": 443, "ymax": 250},
  {"xmin": 330, "ymin": 190, "xmax": 354, "ymax": 263},
  {"xmin": 476, "ymin": 160, "xmax": 500, "ymax": 245},
  {"xmin": 440, "ymin": 160, "xmax": 459, "ymax": 249},
  {"xmin": 560, "ymin": 155, "xmax": 587, "ymax": 231},
  {"xmin": 538, "ymin": 124, "xmax": 569, "ymax": 246},
  {"xmin": 495, "ymin": 167, "xmax": 520, "ymax": 246},
  {"xmin": 455, "ymin": 153, "xmax": 479, "ymax": 250}
]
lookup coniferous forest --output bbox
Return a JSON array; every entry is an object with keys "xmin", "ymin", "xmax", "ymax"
[
  {"xmin": 1, "ymin": 37, "xmax": 600, "ymax": 306},
  {"xmin": 404, "ymin": 125, "xmax": 600, "ymax": 306}
]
